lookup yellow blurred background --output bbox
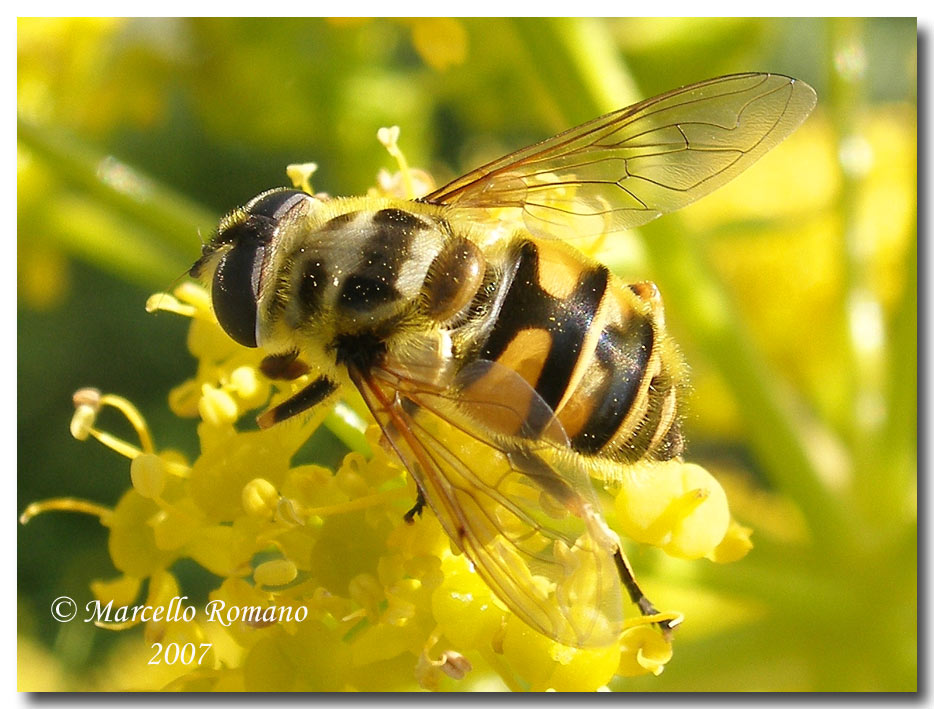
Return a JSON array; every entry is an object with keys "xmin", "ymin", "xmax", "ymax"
[{"xmin": 17, "ymin": 18, "xmax": 916, "ymax": 691}]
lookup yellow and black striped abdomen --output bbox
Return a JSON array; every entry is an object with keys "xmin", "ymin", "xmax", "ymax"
[{"xmin": 470, "ymin": 237, "xmax": 684, "ymax": 464}]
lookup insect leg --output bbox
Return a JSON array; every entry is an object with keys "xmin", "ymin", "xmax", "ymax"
[
  {"xmin": 613, "ymin": 547, "xmax": 679, "ymax": 638},
  {"xmin": 397, "ymin": 397, "xmax": 430, "ymax": 522},
  {"xmin": 403, "ymin": 487, "xmax": 427, "ymax": 523},
  {"xmin": 257, "ymin": 376, "xmax": 338, "ymax": 428}
]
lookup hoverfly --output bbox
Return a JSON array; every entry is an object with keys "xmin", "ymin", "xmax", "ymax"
[{"xmin": 191, "ymin": 73, "xmax": 816, "ymax": 648}]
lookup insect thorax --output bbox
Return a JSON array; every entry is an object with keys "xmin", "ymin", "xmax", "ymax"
[{"xmin": 259, "ymin": 200, "xmax": 480, "ymax": 361}]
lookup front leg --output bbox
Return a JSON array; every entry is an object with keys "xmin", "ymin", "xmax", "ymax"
[
  {"xmin": 613, "ymin": 548, "xmax": 680, "ymax": 639},
  {"xmin": 257, "ymin": 376, "xmax": 338, "ymax": 428},
  {"xmin": 256, "ymin": 352, "xmax": 339, "ymax": 428},
  {"xmin": 403, "ymin": 486, "xmax": 426, "ymax": 523}
]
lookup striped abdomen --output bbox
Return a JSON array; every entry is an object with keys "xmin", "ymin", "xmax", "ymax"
[{"xmin": 458, "ymin": 237, "xmax": 684, "ymax": 463}]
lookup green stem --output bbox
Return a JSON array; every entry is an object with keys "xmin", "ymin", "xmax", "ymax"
[
  {"xmin": 18, "ymin": 115, "xmax": 217, "ymax": 260},
  {"xmin": 869, "ymin": 214, "xmax": 917, "ymax": 528},
  {"xmin": 827, "ymin": 20, "xmax": 916, "ymax": 528},
  {"xmin": 325, "ymin": 401, "xmax": 373, "ymax": 458},
  {"xmin": 508, "ymin": 18, "xmax": 637, "ymax": 128},
  {"xmin": 43, "ymin": 191, "xmax": 189, "ymax": 288}
]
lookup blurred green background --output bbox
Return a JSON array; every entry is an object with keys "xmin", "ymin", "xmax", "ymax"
[{"xmin": 17, "ymin": 18, "xmax": 916, "ymax": 691}]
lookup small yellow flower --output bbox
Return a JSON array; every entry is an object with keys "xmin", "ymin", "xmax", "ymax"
[
  {"xmin": 616, "ymin": 625, "xmax": 673, "ymax": 677},
  {"xmin": 254, "ymin": 559, "xmax": 298, "ymax": 588},
  {"xmin": 241, "ymin": 478, "xmax": 280, "ymax": 518},
  {"xmin": 613, "ymin": 460, "xmax": 738, "ymax": 561},
  {"xmin": 130, "ymin": 453, "xmax": 167, "ymax": 500},
  {"xmin": 406, "ymin": 18, "xmax": 469, "ymax": 71}
]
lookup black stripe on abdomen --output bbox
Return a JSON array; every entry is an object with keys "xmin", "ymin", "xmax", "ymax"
[
  {"xmin": 570, "ymin": 316, "xmax": 654, "ymax": 455},
  {"xmin": 479, "ymin": 240, "xmax": 608, "ymax": 416}
]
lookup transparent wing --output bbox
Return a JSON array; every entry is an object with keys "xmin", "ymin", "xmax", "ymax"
[
  {"xmin": 348, "ymin": 358, "xmax": 625, "ymax": 648},
  {"xmin": 424, "ymin": 73, "xmax": 817, "ymax": 240}
]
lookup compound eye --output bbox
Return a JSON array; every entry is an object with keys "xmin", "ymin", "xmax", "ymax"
[
  {"xmin": 247, "ymin": 189, "xmax": 309, "ymax": 220},
  {"xmin": 212, "ymin": 241, "xmax": 264, "ymax": 348}
]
